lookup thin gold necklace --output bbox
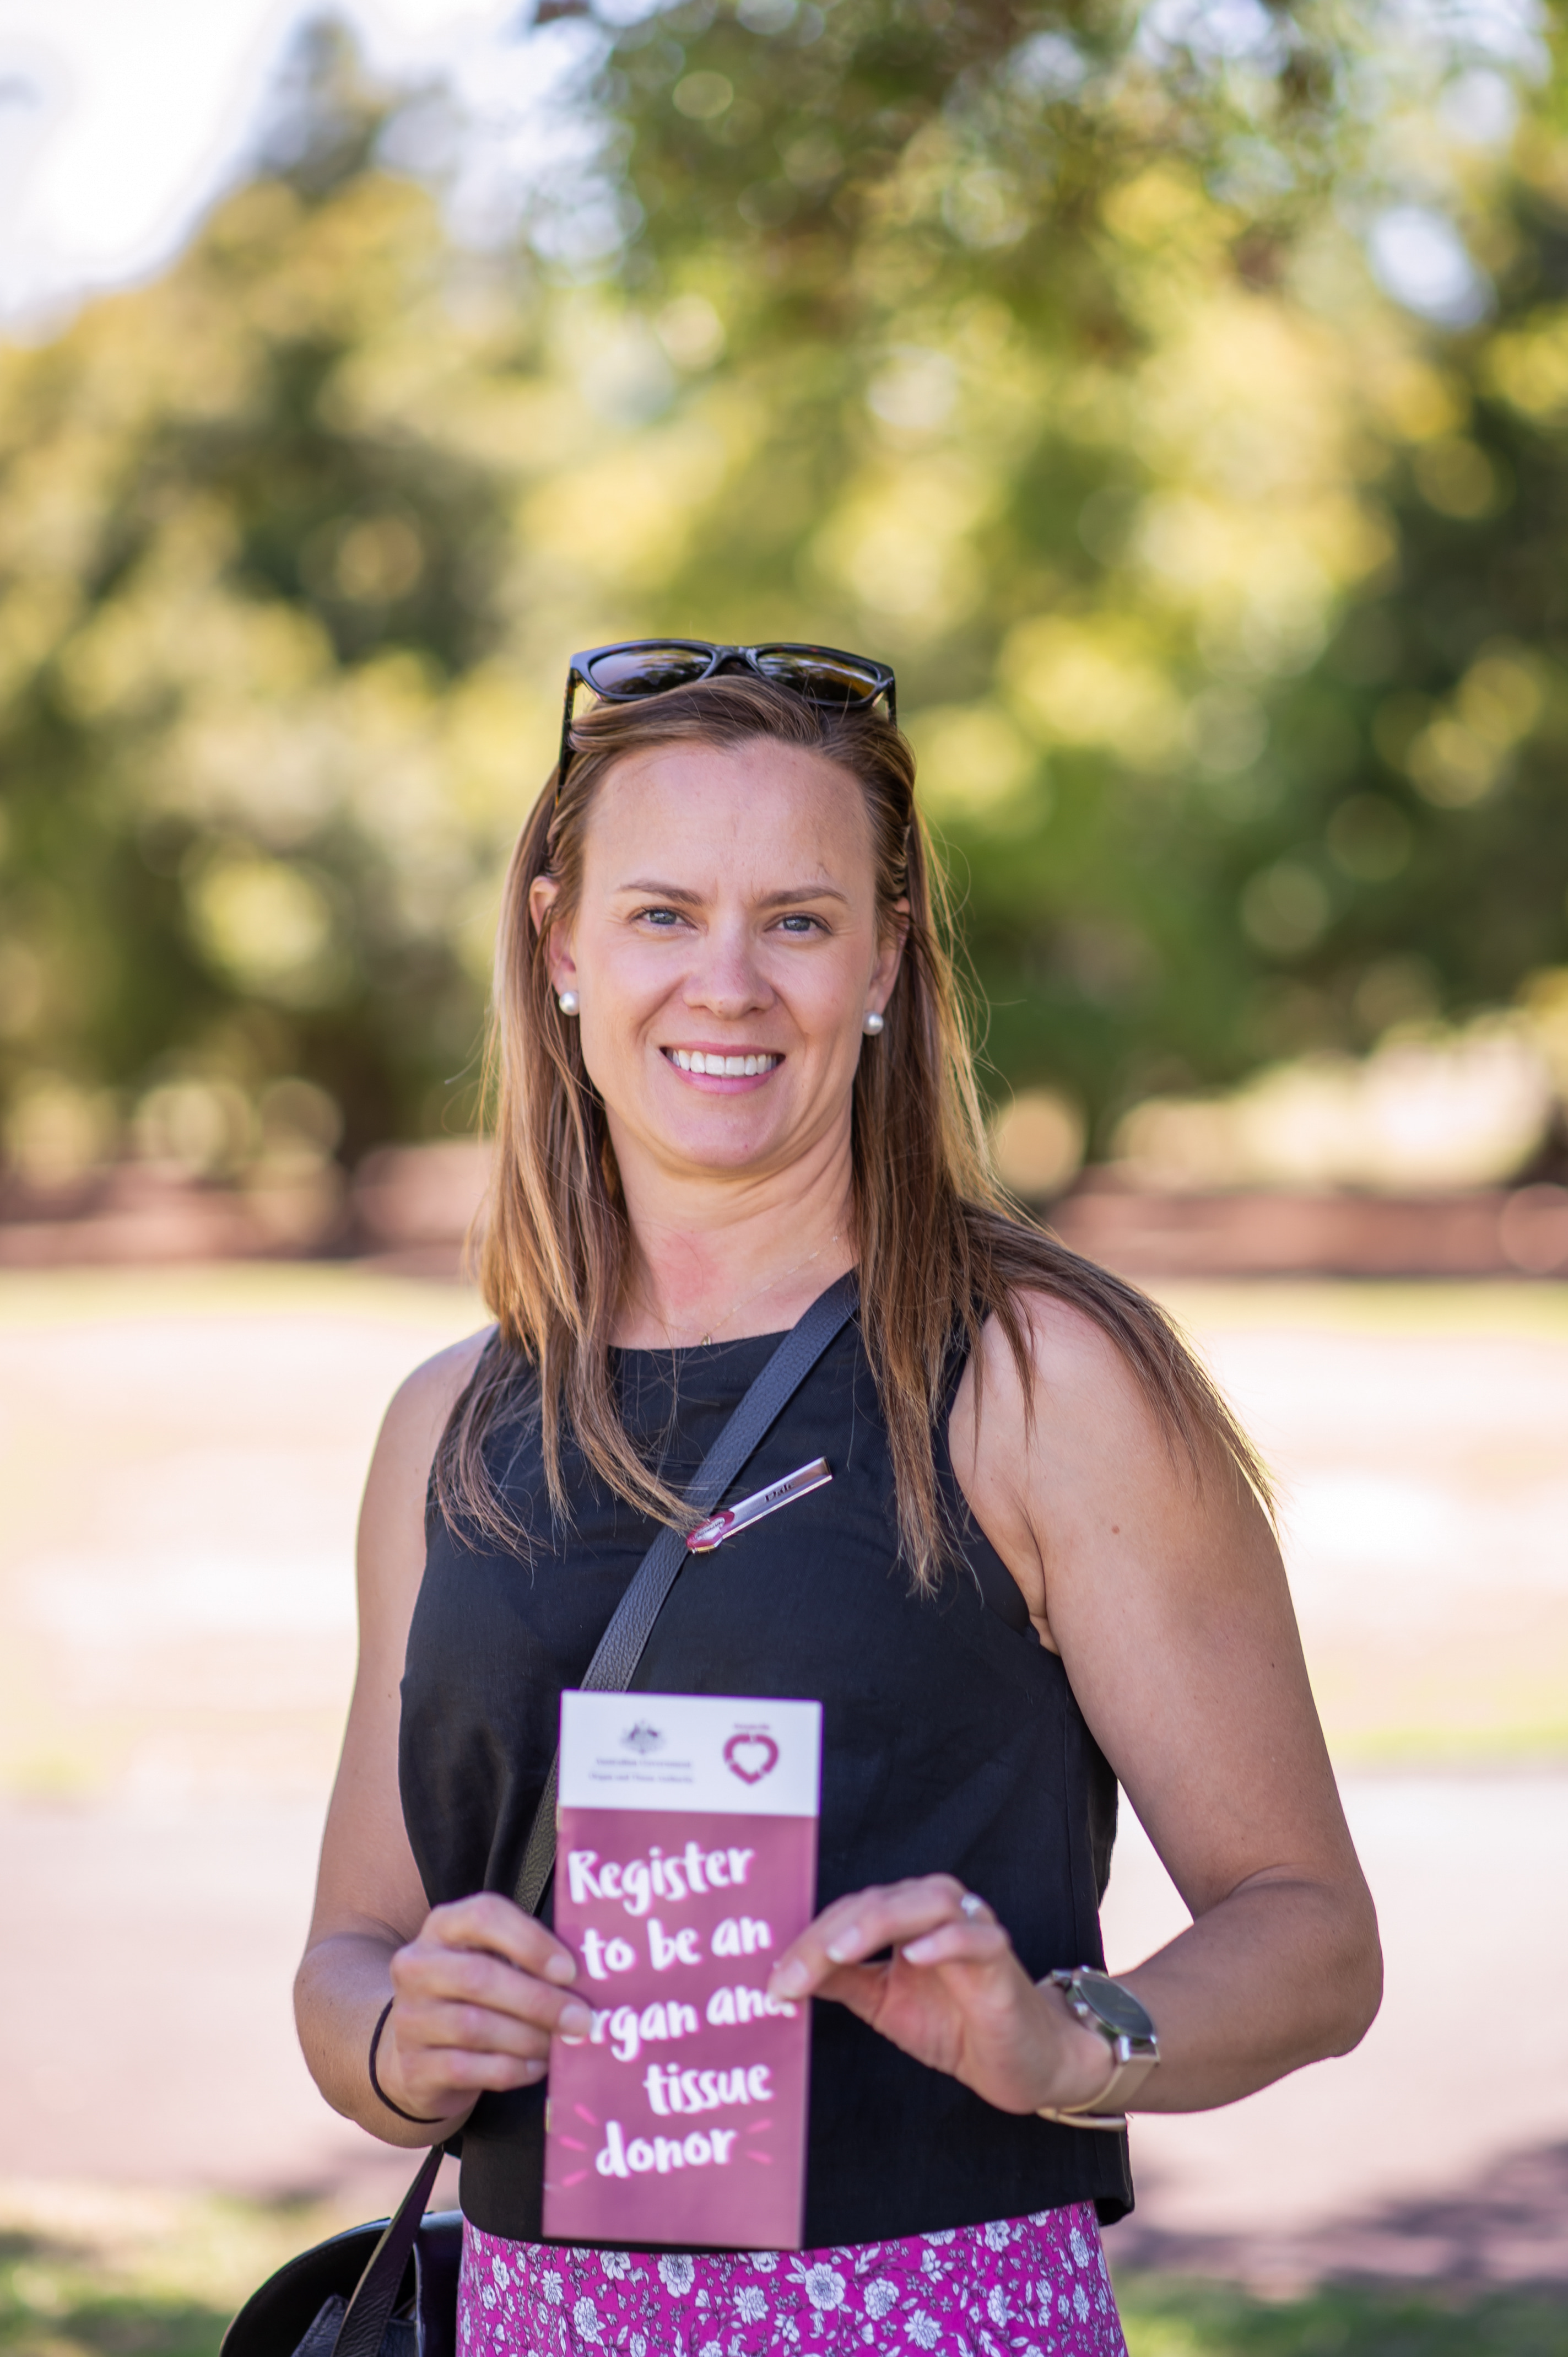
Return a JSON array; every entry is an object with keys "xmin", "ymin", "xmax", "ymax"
[{"xmin": 676, "ymin": 1232, "xmax": 842, "ymax": 1349}]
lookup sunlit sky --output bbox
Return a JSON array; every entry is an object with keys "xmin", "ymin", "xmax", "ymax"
[{"xmin": 0, "ymin": 0, "xmax": 523, "ymax": 320}]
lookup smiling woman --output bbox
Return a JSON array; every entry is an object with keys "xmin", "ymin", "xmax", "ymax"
[{"xmin": 293, "ymin": 655, "xmax": 1381, "ymax": 2357}]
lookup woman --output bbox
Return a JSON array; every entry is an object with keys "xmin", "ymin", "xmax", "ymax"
[{"xmin": 296, "ymin": 641, "xmax": 1381, "ymax": 2357}]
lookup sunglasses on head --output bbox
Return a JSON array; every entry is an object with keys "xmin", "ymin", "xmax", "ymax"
[{"xmin": 557, "ymin": 639, "xmax": 897, "ymax": 792}]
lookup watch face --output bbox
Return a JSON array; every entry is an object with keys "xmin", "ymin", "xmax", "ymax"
[{"xmin": 1075, "ymin": 1970, "xmax": 1156, "ymax": 2045}]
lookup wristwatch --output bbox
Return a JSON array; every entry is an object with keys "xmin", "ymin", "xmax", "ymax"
[{"xmin": 1036, "ymin": 1967, "xmax": 1160, "ymax": 2131}]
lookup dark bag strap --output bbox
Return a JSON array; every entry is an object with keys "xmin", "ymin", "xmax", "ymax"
[
  {"xmin": 511, "ymin": 1269, "xmax": 859, "ymax": 1913},
  {"xmin": 330, "ymin": 2144, "xmax": 444, "ymax": 2357},
  {"xmin": 327, "ymin": 1270, "xmax": 858, "ymax": 2357}
]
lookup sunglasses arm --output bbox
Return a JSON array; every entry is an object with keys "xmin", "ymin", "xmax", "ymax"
[{"xmin": 557, "ymin": 665, "xmax": 585, "ymax": 794}]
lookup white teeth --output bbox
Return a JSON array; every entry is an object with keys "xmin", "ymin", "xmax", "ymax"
[{"xmin": 669, "ymin": 1050, "xmax": 778, "ymax": 1075}]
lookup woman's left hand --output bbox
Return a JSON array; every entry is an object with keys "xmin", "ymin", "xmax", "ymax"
[{"xmin": 766, "ymin": 1875, "xmax": 1113, "ymax": 2116}]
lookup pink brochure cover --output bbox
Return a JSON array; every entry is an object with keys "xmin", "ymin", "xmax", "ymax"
[{"xmin": 542, "ymin": 1690, "xmax": 822, "ymax": 2251}]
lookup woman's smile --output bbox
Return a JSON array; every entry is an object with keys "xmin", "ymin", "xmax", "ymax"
[{"xmin": 663, "ymin": 1045, "xmax": 782, "ymax": 1084}]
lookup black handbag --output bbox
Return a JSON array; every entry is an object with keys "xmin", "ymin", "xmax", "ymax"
[{"xmin": 221, "ymin": 1276, "xmax": 858, "ymax": 2357}]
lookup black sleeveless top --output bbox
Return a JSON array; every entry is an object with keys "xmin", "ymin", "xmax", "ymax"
[{"xmin": 399, "ymin": 1316, "xmax": 1133, "ymax": 2246}]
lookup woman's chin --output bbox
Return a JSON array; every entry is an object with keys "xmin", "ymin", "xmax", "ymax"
[
  {"xmin": 643, "ymin": 1103, "xmax": 800, "ymax": 1176},
  {"xmin": 663, "ymin": 1128, "xmax": 791, "ymax": 1177}
]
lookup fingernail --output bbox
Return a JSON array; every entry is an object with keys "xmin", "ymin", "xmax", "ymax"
[
  {"xmin": 558, "ymin": 2002, "xmax": 592, "ymax": 2039},
  {"xmin": 824, "ymin": 1928, "xmax": 863, "ymax": 1965},
  {"xmin": 770, "ymin": 1960, "xmax": 810, "ymax": 1998},
  {"xmin": 543, "ymin": 1954, "xmax": 577, "ymax": 1983},
  {"xmin": 522, "ymin": 2057, "xmax": 545, "ymax": 2078},
  {"xmin": 901, "ymin": 1935, "xmax": 939, "ymax": 1963}
]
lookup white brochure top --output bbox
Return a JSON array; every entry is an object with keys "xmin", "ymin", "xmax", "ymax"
[{"xmin": 558, "ymin": 1690, "xmax": 822, "ymax": 1817}]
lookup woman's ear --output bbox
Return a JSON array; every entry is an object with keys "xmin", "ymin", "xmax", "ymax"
[
  {"xmin": 528, "ymin": 875, "xmax": 577, "ymax": 996},
  {"xmin": 868, "ymin": 896, "xmax": 910, "ymax": 1013}
]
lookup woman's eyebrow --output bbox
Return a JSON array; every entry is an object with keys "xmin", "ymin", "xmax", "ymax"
[
  {"xmin": 760, "ymin": 884, "xmax": 851, "ymax": 909},
  {"xmin": 613, "ymin": 879, "xmax": 850, "ymax": 909},
  {"xmin": 615, "ymin": 878, "xmax": 704, "ymax": 905}
]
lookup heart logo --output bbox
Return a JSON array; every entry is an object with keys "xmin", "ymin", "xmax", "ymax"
[{"xmin": 723, "ymin": 1730, "xmax": 779, "ymax": 1786}]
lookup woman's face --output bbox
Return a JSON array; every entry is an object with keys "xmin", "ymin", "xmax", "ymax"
[{"xmin": 531, "ymin": 737, "xmax": 905, "ymax": 1195}]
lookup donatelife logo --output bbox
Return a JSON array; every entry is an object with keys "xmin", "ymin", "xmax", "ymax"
[{"xmin": 723, "ymin": 1730, "xmax": 778, "ymax": 1786}]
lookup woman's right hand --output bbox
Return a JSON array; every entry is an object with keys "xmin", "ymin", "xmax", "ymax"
[{"xmin": 374, "ymin": 1893, "xmax": 592, "ymax": 2123}]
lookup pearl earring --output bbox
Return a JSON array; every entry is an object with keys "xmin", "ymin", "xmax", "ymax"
[
  {"xmin": 862, "ymin": 1010, "xmax": 885, "ymax": 1035},
  {"xmin": 558, "ymin": 989, "xmax": 580, "ymax": 1016}
]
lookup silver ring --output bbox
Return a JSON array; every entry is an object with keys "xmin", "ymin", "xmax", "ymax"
[{"xmin": 958, "ymin": 1892, "xmax": 986, "ymax": 1921}]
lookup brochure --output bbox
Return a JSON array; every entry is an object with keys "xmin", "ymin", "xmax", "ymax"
[{"xmin": 542, "ymin": 1689, "xmax": 823, "ymax": 2250}]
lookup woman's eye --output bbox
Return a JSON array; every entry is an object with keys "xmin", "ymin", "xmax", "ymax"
[
  {"xmin": 636, "ymin": 908, "xmax": 685, "ymax": 929},
  {"xmin": 775, "ymin": 913, "xmax": 825, "ymax": 936}
]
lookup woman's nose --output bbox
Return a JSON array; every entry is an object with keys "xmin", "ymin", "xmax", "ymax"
[{"xmin": 685, "ymin": 924, "xmax": 771, "ymax": 1016}]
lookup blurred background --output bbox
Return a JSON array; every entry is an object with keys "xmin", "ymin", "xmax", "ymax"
[{"xmin": 1, "ymin": 3, "xmax": 1566, "ymax": 2353}]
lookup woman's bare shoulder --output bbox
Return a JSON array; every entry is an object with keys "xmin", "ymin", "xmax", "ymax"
[
  {"xmin": 382, "ymin": 1326, "xmax": 496, "ymax": 1459},
  {"xmin": 969, "ymin": 1284, "xmax": 1177, "ymax": 1455},
  {"xmin": 961, "ymin": 1276, "xmax": 1264, "ymax": 1562},
  {"xmin": 359, "ymin": 1326, "xmax": 496, "ymax": 1593}
]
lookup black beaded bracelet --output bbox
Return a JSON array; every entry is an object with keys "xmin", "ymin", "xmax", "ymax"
[{"xmin": 368, "ymin": 1997, "xmax": 444, "ymax": 2126}]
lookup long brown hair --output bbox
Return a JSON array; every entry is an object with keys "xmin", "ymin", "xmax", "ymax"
[{"xmin": 436, "ymin": 672, "xmax": 1268, "ymax": 1588}]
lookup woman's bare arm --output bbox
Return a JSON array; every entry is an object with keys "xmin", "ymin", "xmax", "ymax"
[
  {"xmin": 293, "ymin": 1331, "xmax": 590, "ymax": 2146},
  {"xmin": 946, "ymin": 1295, "xmax": 1382, "ymax": 2110}
]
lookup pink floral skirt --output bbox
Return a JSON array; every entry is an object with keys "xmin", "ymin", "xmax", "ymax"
[{"xmin": 457, "ymin": 2203, "xmax": 1125, "ymax": 2355}]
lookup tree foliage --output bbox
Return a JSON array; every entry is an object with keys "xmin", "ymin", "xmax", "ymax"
[{"xmin": 1, "ymin": 4, "xmax": 1565, "ymax": 1183}]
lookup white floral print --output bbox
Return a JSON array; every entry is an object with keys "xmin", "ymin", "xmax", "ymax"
[
  {"xmin": 799, "ymin": 2263, "xmax": 846, "ymax": 2311},
  {"xmin": 457, "ymin": 2202, "xmax": 1126, "ymax": 2356}
]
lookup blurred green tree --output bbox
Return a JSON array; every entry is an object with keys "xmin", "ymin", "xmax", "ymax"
[
  {"xmin": 0, "ymin": 3, "xmax": 1565, "ymax": 1182},
  {"xmin": 0, "ymin": 29, "xmax": 569, "ymax": 1170},
  {"xmin": 579, "ymin": 0, "xmax": 1568, "ymax": 1134}
]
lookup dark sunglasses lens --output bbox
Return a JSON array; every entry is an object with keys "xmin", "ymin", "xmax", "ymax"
[
  {"xmin": 584, "ymin": 646, "xmax": 713, "ymax": 697},
  {"xmin": 752, "ymin": 648, "xmax": 886, "ymax": 705}
]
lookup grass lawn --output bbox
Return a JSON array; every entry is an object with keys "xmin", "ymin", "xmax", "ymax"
[
  {"xmin": 1117, "ymin": 2274, "xmax": 1567, "ymax": 2356},
  {"xmin": 0, "ymin": 2190, "xmax": 320, "ymax": 2357}
]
